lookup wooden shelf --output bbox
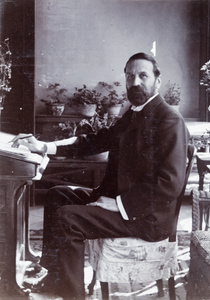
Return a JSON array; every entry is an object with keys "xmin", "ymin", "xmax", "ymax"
[{"xmin": 36, "ymin": 114, "xmax": 91, "ymax": 123}]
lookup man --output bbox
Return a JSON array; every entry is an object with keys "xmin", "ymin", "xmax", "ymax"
[{"xmin": 12, "ymin": 52, "xmax": 190, "ymax": 299}]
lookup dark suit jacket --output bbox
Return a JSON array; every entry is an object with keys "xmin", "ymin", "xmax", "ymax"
[{"xmin": 56, "ymin": 94, "xmax": 190, "ymax": 240}]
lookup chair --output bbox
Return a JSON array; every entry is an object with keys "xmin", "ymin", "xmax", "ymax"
[
  {"xmin": 87, "ymin": 144, "xmax": 195, "ymax": 300},
  {"xmin": 186, "ymin": 188, "xmax": 210, "ymax": 299}
]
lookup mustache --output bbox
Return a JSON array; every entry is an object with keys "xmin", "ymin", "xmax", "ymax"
[
  {"xmin": 128, "ymin": 86, "xmax": 144, "ymax": 93},
  {"xmin": 127, "ymin": 85, "xmax": 146, "ymax": 98}
]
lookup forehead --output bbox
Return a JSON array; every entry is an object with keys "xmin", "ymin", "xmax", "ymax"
[{"xmin": 126, "ymin": 59, "xmax": 154, "ymax": 74}]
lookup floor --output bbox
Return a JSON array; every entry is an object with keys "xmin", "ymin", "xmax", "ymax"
[{"xmin": 24, "ymin": 196, "xmax": 193, "ymax": 300}]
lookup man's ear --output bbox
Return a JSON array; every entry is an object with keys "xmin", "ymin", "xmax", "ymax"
[{"xmin": 156, "ymin": 75, "xmax": 162, "ymax": 89}]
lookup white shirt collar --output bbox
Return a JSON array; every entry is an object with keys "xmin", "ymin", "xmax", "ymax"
[{"xmin": 131, "ymin": 92, "xmax": 159, "ymax": 112}]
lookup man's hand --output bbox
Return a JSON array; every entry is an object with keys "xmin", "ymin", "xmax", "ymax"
[
  {"xmin": 87, "ymin": 196, "xmax": 119, "ymax": 212},
  {"xmin": 10, "ymin": 134, "xmax": 47, "ymax": 154}
]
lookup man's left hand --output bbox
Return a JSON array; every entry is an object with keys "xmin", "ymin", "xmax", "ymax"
[{"xmin": 87, "ymin": 196, "xmax": 119, "ymax": 212}]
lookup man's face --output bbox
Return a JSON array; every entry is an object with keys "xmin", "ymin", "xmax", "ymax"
[{"xmin": 125, "ymin": 59, "xmax": 161, "ymax": 106}]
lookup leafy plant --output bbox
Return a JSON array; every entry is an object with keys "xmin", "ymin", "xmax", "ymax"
[
  {"xmin": 54, "ymin": 113, "xmax": 117, "ymax": 141},
  {"xmin": 200, "ymin": 60, "xmax": 210, "ymax": 92},
  {"xmin": 57, "ymin": 121, "xmax": 78, "ymax": 138},
  {"xmin": 99, "ymin": 81, "xmax": 127, "ymax": 106},
  {"xmin": 0, "ymin": 38, "xmax": 12, "ymax": 104},
  {"xmin": 76, "ymin": 113, "xmax": 117, "ymax": 134},
  {"xmin": 164, "ymin": 81, "xmax": 181, "ymax": 106},
  {"xmin": 67, "ymin": 84, "xmax": 102, "ymax": 106},
  {"xmin": 194, "ymin": 129, "xmax": 210, "ymax": 150},
  {"xmin": 40, "ymin": 83, "xmax": 68, "ymax": 104}
]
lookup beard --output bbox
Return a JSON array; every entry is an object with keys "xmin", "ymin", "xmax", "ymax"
[{"xmin": 127, "ymin": 85, "xmax": 156, "ymax": 106}]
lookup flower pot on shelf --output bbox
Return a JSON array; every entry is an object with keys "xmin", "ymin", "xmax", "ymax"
[
  {"xmin": 66, "ymin": 85, "xmax": 101, "ymax": 117},
  {"xmin": 65, "ymin": 104, "xmax": 97, "ymax": 117},
  {"xmin": 99, "ymin": 81, "xmax": 127, "ymax": 116},
  {"xmin": 45, "ymin": 103, "xmax": 65, "ymax": 116},
  {"xmin": 40, "ymin": 83, "xmax": 68, "ymax": 115},
  {"xmin": 170, "ymin": 105, "xmax": 179, "ymax": 112},
  {"xmin": 107, "ymin": 104, "xmax": 122, "ymax": 116},
  {"xmin": 102, "ymin": 104, "xmax": 122, "ymax": 116}
]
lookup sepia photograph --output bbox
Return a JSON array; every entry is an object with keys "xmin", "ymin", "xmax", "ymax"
[{"xmin": 0, "ymin": 0, "xmax": 209, "ymax": 299}]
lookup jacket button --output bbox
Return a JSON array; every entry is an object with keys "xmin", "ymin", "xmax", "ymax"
[{"xmin": 133, "ymin": 217, "xmax": 137, "ymax": 220}]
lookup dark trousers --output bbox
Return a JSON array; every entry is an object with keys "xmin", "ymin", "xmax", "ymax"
[{"xmin": 39, "ymin": 185, "xmax": 161, "ymax": 300}]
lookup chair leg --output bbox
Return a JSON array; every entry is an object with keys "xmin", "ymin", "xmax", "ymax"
[
  {"xmin": 88, "ymin": 270, "xmax": 96, "ymax": 295},
  {"xmin": 100, "ymin": 281, "xmax": 109, "ymax": 300},
  {"xmin": 168, "ymin": 276, "xmax": 176, "ymax": 300},
  {"xmin": 156, "ymin": 279, "xmax": 164, "ymax": 297}
]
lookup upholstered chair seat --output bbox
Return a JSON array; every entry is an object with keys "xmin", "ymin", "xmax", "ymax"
[{"xmin": 87, "ymin": 237, "xmax": 177, "ymax": 283}]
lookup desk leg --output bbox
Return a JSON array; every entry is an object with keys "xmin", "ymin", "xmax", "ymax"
[
  {"xmin": 0, "ymin": 181, "xmax": 31, "ymax": 297},
  {"xmin": 25, "ymin": 184, "xmax": 40, "ymax": 262}
]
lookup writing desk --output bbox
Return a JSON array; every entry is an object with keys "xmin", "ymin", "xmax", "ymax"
[{"xmin": 0, "ymin": 149, "xmax": 49, "ymax": 297}]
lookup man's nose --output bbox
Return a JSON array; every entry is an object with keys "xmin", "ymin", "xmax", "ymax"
[{"xmin": 133, "ymin": 74, "xmax": 141, "ymax": 86}]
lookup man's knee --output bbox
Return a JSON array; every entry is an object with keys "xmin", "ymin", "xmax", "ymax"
[
  {"xmin": 55, "ymin": 205, "xmax": 86, "ymax": 238},
  {"xmin": 56, "ymin": 205, "xmax": 81, "ymax": 220},
  {"xmin": 48, "ymin": 185, "xmax": 72, "ymax": 197}
]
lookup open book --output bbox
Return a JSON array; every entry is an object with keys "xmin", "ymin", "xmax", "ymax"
[{"xmin": 0, "ymin": 132, "xmax": 49, "ymax": 180}]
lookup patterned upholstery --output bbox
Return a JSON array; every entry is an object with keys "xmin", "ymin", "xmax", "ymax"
[{"xmin": 87, "ymin": 237, "xmax": 178, "ymax": 283}]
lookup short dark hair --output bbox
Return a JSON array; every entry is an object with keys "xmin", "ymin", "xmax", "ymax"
[{"xmin": 124, "ymin": 52, "xmax": 161, "ymax": 78}]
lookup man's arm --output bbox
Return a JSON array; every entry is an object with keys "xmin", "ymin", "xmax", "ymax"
[{"xmin": 11, "ymin": 134, "xmax": 78, "ymax": 155}]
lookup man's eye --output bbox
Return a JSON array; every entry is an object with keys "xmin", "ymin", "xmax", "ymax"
[
  {"xmin": 125, "ymin": 74, "xmax": 133, "ymax": 80},
  {"xmin": 140, "ymin": 74, "xmax": 148, "ymax": 79}
]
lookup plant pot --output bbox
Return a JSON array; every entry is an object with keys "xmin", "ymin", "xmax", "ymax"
[
  {"xmin": 65, "ymin": 104, "xmax": 97, "ymax": 117},
  {"xmin": 45, "ymin": 103, "xmax": 65, "ymax": 116},
  {"xmin": 106, "ymin": 104, "xmax": 122, "ymax": 116},
  {"xmin": 170, "ymin": 105, "xmax": 180, "ymax": 112},
  {"xmin": 102, "ymin": 103, "xmax": 122, "ymax": 116}
]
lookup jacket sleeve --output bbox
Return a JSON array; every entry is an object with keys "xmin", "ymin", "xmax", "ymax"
[{"xmin": 55, "ymin": 127, "xmax": 115, "ymax": 158}]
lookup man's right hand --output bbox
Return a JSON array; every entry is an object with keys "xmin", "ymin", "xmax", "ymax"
[{"xmin": 10, "ymin": 134, "xmax": 47, "ymax": 154}]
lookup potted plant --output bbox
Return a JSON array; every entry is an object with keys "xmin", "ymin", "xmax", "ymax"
[
  {"xmin": 98, "ymin": 81, "xmax": 127, "ymax": 116},
  {"xmin": 200, "ymin": 60, "xmax": 210, "ymax": 92},
  {"xmin": 76, "ymin": 113, "xmax": 116, "ymax": 134},
  {"xmin": 76, "ymin": 113, "xmax": 117, "ymax": 160},
  {"xmin": 66, "ymin": 84, "xmax": 102, "ymax": 117},
  {"xmin": 40, "ymin": 83, "xmax": 68, "ymax": 115},
  {"xmin": 0, "ymin": 38, "xmax": 12, "ymax": 110},
  {"xmin": 163, "ymin": 81, "xmax": 181, "ymax": 111},
  {"xmin": 194, "ymin": 128, "xmax": 210, "ymax": 152}
]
